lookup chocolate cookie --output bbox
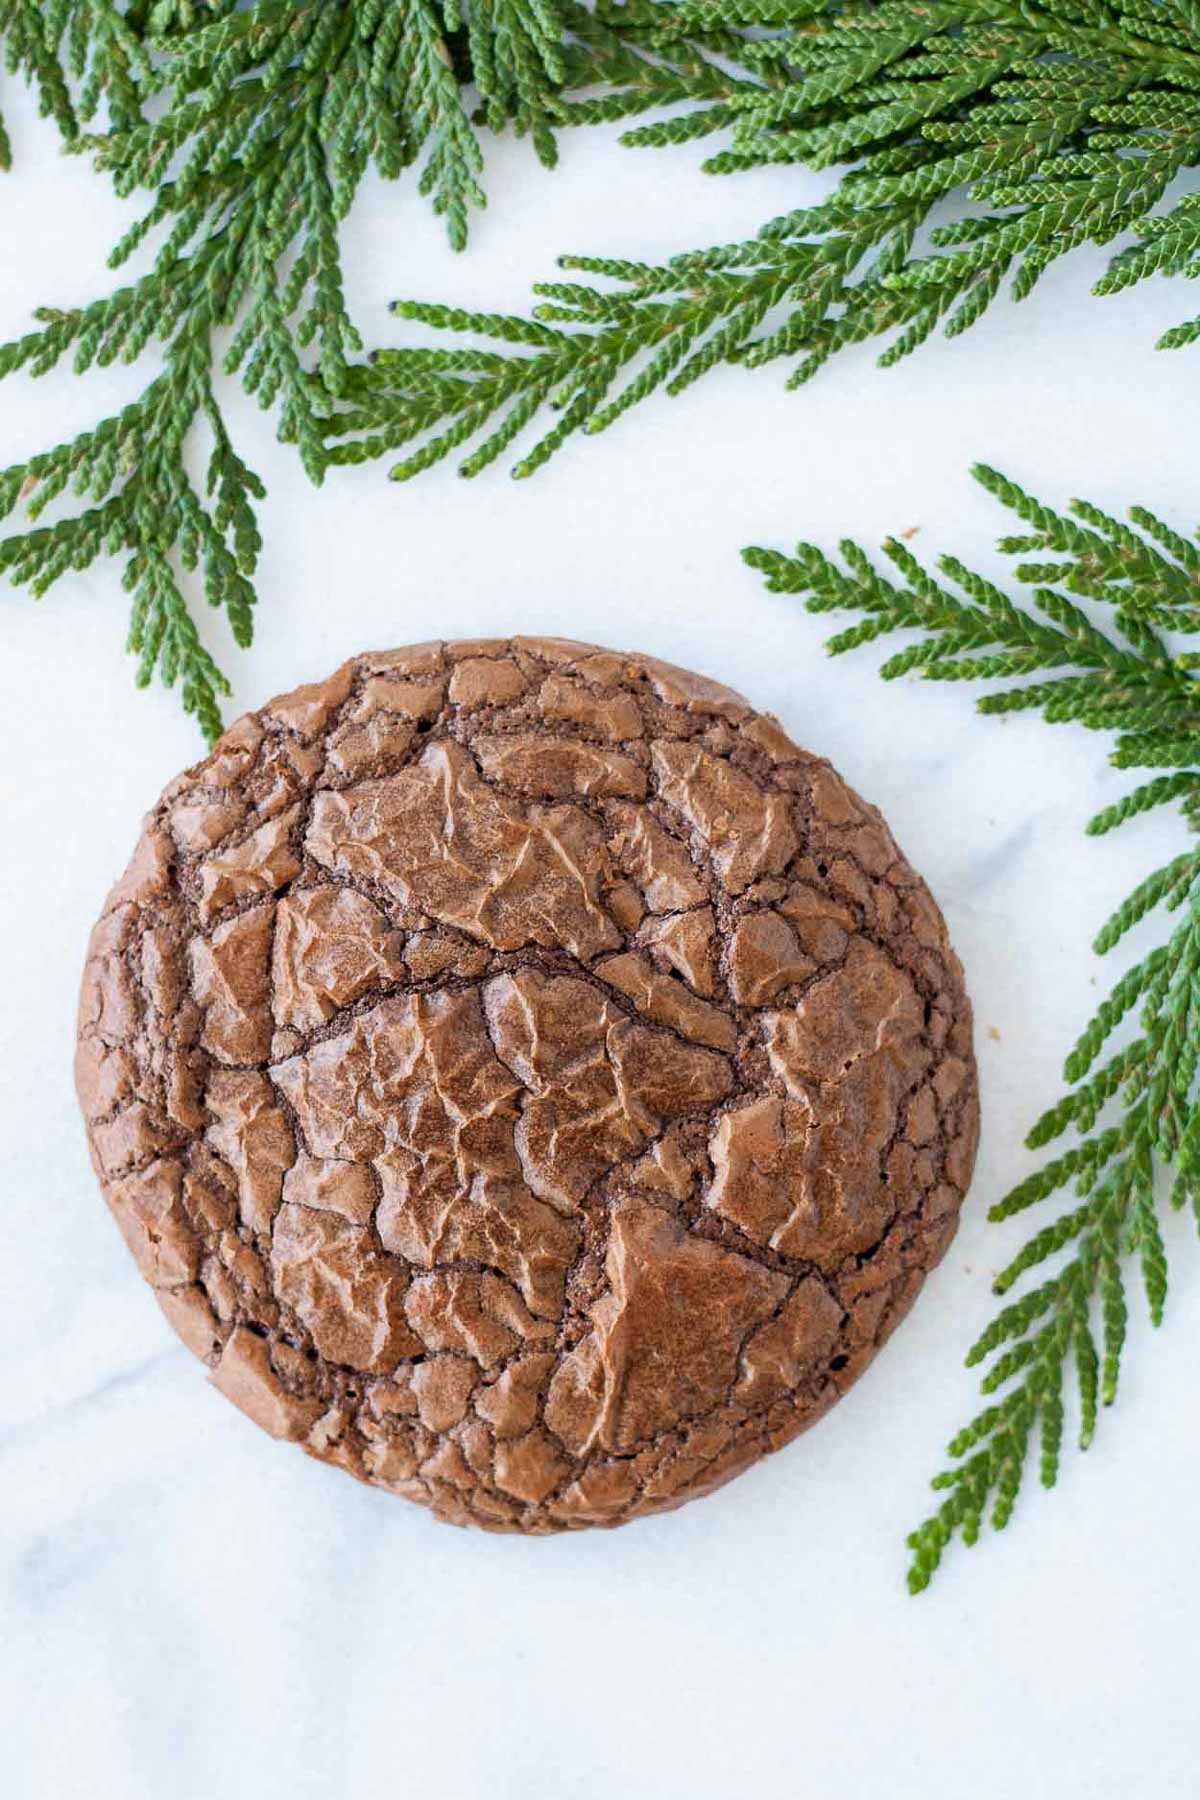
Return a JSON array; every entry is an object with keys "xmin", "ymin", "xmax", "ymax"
[{"xmin": 76, "ymin": 638, "xmax": 978, "ymax": 1532}]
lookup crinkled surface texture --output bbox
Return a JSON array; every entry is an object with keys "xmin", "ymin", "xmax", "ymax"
[{"xmin": 76, "ymin": 637, "xmax": 978, "ymax": 1533}]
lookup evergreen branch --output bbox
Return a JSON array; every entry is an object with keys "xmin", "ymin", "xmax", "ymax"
[
  {"xmin": 1, "ymin": 0, "xmax": 159, "ymax": 160},
  {"xmin": 4, "ymin": 0, "xmax": 745, "ymax": 737},
  {"xmin": 15, "ymin": 3, "xmax": 1200, "ymax": 733},
  {"xmin": 339, "ymin": 0, "xmax": 1200, "ymax": 480},
  {"xmin": 1, "ymin": 329, "xmax": 258, "ymax": 740},
  {"xmin": 745, "ymin": 463, "xmax": 1200, "ymax": 1591}
]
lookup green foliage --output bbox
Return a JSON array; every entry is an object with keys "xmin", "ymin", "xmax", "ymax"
[
  {"xmin": 1, "ymin": 329, "xmax": 261, "ymax": 738},
  {"xmin": 0, "ymin": 0, "xmax": 159, "ymax": 162},
  {"xmin": 15, "ymin": 2, "xmax": 1200, "ymax": 735},
  {"xmin": 1, "ymin": 1, "xmax": 741, "ymax": 737},
  {"xmin": 333, "ymin": 0, "xmax": 1200, "ymax": 480},
  {"xmin": 745, "ymin": 465, "xmax": 1200, "ymax": 1591}
]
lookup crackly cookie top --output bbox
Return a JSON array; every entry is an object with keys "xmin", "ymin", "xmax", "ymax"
[{"xmin": 76, "ymin": 637, "xmax": 978, "ymax": 1532}]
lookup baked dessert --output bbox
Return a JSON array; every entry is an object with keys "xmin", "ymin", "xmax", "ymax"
[{"xmin": 76, "ymin": 637, "xmax": 978, "ymax": 1531}]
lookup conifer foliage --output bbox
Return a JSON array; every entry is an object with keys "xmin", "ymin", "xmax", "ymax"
[
  {"xmin": 0, "ymin": 0, "xmax": 736, "ymax": 734},
  {"xmin": 1, "ymin": 0, "xmax": 151, "ymax": 166},
  {"xmin": 335, "ymin": 0, "xmax": 1200, "ymax": 480},
  {"xmin": 7, "ymin": 4, "xmax": 1200, "ymax": 733},
  {"xmin": 748, "ymin": 465, "xmax": 1200, "ymax": 1590}
]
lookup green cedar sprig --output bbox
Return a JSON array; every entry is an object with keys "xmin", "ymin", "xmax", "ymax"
[
  {"xmin": 745, "ymin": 464, "xmax": 1200, "ymax": 1591},
  {"xmin": 0, "ymin": 0, "xmax": 162, "ymax": 164},
  {"xmin": 1, "ymin": 1, "xmax": 742, "ymax": 737},
  {"xmin": 332, "ymin": 0, "xmax": 1200, "ymax": 482}
]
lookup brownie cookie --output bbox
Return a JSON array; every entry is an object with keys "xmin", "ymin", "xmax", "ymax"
[{"xmin": 76, "ymin": 638, "xmax": 978, "ymax": 1532}]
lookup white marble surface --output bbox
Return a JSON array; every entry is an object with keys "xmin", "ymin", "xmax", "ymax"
[{"xmin": 3, "ymin": 72, "xmax": 1200, "ymax": 1800}]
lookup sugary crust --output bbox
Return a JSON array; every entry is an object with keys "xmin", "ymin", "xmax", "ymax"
[{"xmin": 76, "ymin": 638, "xmax": 979, "ymax": 1532}]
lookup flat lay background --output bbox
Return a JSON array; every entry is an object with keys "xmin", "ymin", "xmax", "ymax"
[{"xmin": 3, "ymin": 70, "xmax": 1198, "ymax": 1800}]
